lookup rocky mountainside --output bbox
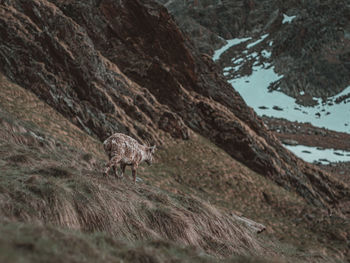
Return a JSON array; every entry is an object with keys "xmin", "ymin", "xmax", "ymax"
[
  {"xmin": 157, "ymin": 0, "xmax": 350, "ymax": 178},
  {"xmin": 158, "ymin": 0, "xmax": 350, "ymax": 100},
  {"xmin": 0, "ymin": 73, "xmax": 271, "ymax": 262},
  {"xmin": 1, "ymin": 72, "xmax": 349, "ymax": 262},
  {"xmin": 1, "ymin": 0, "xmax": 350, "ymax": 261},
  {"xmin": 1, "ymin": 0, "xmax": 349, "ymax": 209}
]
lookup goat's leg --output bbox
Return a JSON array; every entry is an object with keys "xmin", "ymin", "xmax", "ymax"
[
  {"xmin": 131, "ymin": 164, "xmax": 138, "ymax": 183},
  {"xmin": 112, "ymin": 166, "xmax": 117, "ymax": 177},
  {"xmin": 108, "ymin": 153, "xmax": 117, "ymax": 176},
  {"xmin": 119, "ymin": 163, "xmax": 126, "ymax": 179},
  {"xmin": 104, "ymin": 156, "xmax": 120, "ymax": 177},
  {"xmin": 113, "ymin": 165, "xmax": 119, "ymax": 178},
  {"xmin": 104, "ymin": 161, "xmax": 113, "ymax": 177}
]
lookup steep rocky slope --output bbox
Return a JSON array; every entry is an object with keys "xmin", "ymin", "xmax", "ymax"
[
  {"xmin": 156, "ymin": 0, "xmax": 350, "ymax": 185},
  {"xmin": 1, "ymin": 0, "xmax": 349, "ymax": 210},
  {"xmin": 1, "ymin": 0, "xmax": 350, "ymax": 261},
  {"xmin": 0, "ymin": 74, "xmax": 273, "ymax": 261},
  {"xmin": 1, "ymin": 73, "xmax": 349, "ymax": 262}
]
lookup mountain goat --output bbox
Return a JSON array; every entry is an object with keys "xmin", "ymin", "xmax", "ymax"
[{"xmin": 103, "ymin": 133, "xmax": 156, "ymax": 182}]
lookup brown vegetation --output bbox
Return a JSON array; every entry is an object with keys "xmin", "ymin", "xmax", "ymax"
[
  {"xmin": 0, "ymin": 78, "xmax": 274, "ymax": 261},
  {"xmin": 0, "ymin": 0, "xmax": 349, "ymax": 261},
  {"xmin": 0, "ymin": 0, "xmax": 348, "ymax": 210},
  {"xmin": 0, "ymin": 75, "xmax": 349, "ymax": 262}
]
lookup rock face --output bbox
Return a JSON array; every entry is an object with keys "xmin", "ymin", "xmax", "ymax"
[
  {"xmin": 0, "ymin": 0, "xmax": 189, "ymax": 143},
  {"xmin": 158, "ymin": 0, "xmax": 350, "ymax": 100},
  {"xmin": 0, "ymin": 0, "xmax": 349, "ymax": 209}
]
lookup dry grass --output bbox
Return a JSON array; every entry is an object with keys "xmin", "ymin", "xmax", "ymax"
[
  {"xmin": 141, "ymin": 135, "xmax": 350, "ymax": 262},
  {"xmin": 0, "ymin": 73, "xmax": 104, "ymax": 159},
  {"xmin": 0, "ymin": 165, "xmax": 266, "ymax": 258},
  {"xmin": 0, "ymin": 222, "xmax": 275, "ymax": 263},
  {"xmin": 0, "ymin": 105, "xmax": 271, "ymax": 261},
  {"xmin": 0, "ymin": 75, "xmax": 347, "ymax": 262}
]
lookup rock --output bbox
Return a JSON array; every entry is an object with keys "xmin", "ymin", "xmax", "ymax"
[
  {"xmin": 272, "ymin": 106, "xmax": 283, "ymax": 111},
  {"xmin": 302, "ymin": 150, "xmax": 312, "ymax": 154},
  {"xmin": 264, "ymin": 9, "xmax": 281, "ymax": 31},
  {"xmin": 305, "ymin": 214, "xmax": 315, "ymax": 220},
  {"xmin": 231, "ymin": 214, "xmax": 266, "ymax": 234},
  {"xmin": 258, "ymin": 106, "xmax": 269, "ymax": 109},
  {"xmin": 25, "ymin": 175, "xmax": 40, "ymax": 184},
  {"xmin": 282, "ymin": 139, "xmax": 299, "ymax": 146}
]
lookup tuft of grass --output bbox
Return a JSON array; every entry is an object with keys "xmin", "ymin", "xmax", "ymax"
[
  {"xmin": 0, "ymin": 73, "xmax": 105, "ymax": 159},
  {"xmin": 31, "ymin": 166, "xmax": 73, "ymax": 178},
  {"xmin": 0, "ymin": 120, "xmax": 269, "ymax": 259},
  {"xmin": 0, "ymin": 222, "xmax": 275, "ymax": 263},
  {"xmin": 5, "ymin": 153, "xmax": 32, "ymax": 164}
]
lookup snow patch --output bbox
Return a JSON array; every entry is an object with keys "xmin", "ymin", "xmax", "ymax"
[
  {"xmin": 229, "ymin": 62, "xmax": 350, "ymax": 133},
  {"xmin": 214, "ymin": 33, "xmax": 350, "ymax": 134},
  {"xmin": 232, "ymin": 58, "xmax": 244, "ymax": 64},
  {"xmin": 213, "ymin": 37, "xmax": 252, "ymax": 61},
  {"xmin": 282, "ymin": 14, "xmax": 296, "ymax": 24},
  {"xmin": 228, "ymin": 65, "xmax": 284, "ymax": 107},
  {"xmin": 247, "ymin": 34, "xmax": 269, "ymax": 49},
  {"xmin": 261, "ymin": 50, "xmax": 271, "ymax": 59}
]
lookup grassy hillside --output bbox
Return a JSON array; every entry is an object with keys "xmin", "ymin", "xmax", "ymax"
[
  {"xmin": 0, "ymin": 74, "xmax": 348, "ymax": 262},
  {"xmin": 0, "ymin": 74, "xmax": 273, "ymax": 261},
  {"xmin": 0, "ymin": 222, "xmax": 278, "ymax": 263},
  {"xmin": 143, "ymin": 136, "xmax": 349, "ymax": 262}
]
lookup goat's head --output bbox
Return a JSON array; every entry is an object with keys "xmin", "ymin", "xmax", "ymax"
[{"xmin": 145, "ymin": 145, "xmax": 156, "ymax": 165}]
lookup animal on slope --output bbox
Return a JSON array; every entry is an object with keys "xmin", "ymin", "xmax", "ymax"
[{"xmin": 103, "ymin": 133, "xmax": 156, "ymax": 182}]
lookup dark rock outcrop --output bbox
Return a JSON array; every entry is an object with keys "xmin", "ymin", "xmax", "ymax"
[
  {"xmin": 0, "ymin": 0, "xmax": 189, "ymax": 143},
  {"xmin": 0, "ymin": 0, "xmax": 349, "ymax": 210}
]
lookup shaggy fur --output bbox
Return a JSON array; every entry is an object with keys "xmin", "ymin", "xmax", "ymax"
[{"xmin": 103, "ymin": 133, "xmax": 155, "ymax": 182}]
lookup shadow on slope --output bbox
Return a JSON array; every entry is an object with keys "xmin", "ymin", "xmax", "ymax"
[{"xmin": 0, "ymin": 222, "xmax": 274, "ymax": 263}]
